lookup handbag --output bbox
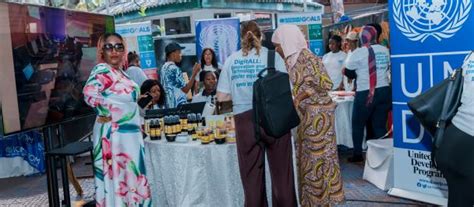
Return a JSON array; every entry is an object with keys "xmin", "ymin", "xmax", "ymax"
[{"xmin": 407, "ymin": 68, "xmax": 463, "ymax": 167}]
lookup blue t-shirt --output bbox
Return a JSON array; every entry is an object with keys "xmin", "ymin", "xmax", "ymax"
[
  {"xmin": 217, "ymin": 47, "xmax": 287, "ymax": 114},
  {"xmin": 160, "ymin": 62, "xmax": 187, "ymax": 108}
]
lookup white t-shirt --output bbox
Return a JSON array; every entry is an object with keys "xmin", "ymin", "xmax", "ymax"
[
  {"xmin": 452, "ymin": 52, "xmax": 474, "ymax": 136},
  {"xmin": 126, "ymin": 66, "xmax": 148, "ymax": 87},
  {"xmin": 217, "ymin": 47, "xmax": 287, "ymax": 114},
  {"xmin": 195, "ymin": 65, "xmax": 218, "ymax": 81},
  {"xmin": 322, "ymin": 51, "xmax": 347, "ymax": 90},
  {"xmin": 192, "ymin": 90, "xmax": 215, "ymax": 104},
  {"xmin": 345, "ymin": 44, "xmax": 390, "ymax": 92}
]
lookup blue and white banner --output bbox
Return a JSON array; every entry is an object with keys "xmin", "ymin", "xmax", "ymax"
[
  {"xmin": 116, "ymin": 22, "xmax": 152, "ymax": 38},
  {"xmin": 195, "ymin": 18, "xmax": 241, "ymax": 67},
  {"xmin": 277, "ymin": 12, "xmax": 324, "ymax": 56},
  {"xmin": 389, "ymin": 0, "xmax": 473, "ymax": 205},
  {"xmin": 117, "ymin": 21, "xmax": 158, "ymax": 79}
]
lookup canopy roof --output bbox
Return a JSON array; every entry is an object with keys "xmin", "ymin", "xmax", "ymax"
[{"xmin": 95, "ymin": 0, "xmax": 324, "ymax": 17}]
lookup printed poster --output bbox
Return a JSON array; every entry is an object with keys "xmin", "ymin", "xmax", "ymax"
[
  {"xmin": 116, "ymin": 21, "xmax": 158, "ymax": 79},
  {"xmin": 195, "ymin": 18, "xmax": 241, "ymax": 67},
  {"xmin": 277, "ymin": 12, "xmax": 324, "ymax": 56}
]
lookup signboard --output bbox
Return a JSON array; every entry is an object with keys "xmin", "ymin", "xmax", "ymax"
[
  {"xmin": 195, "ymin": 18, "xmax": 241, "ymax": 67},
  {"xmin": 277, "ymin": 12, "xmax": 324, "ymax": 56},
  {"xmin": 388, "ymin": 0, "xmax": 473, "ymax": 205},
  {"xmin": 116, "ymin": 21, "xmax": 158, "ymax": 79}
]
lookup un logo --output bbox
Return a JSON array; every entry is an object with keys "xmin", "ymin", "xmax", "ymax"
[{"xmin": 393, "ymin": 0, "xmax": 472, "ymax": 42}]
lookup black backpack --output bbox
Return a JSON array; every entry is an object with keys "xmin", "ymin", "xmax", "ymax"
[{"xmin": 252, "ymin": 50, "xmax": 300, "ymax": 141}]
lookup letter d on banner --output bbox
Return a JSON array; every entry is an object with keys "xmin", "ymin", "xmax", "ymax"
[{"xmin": 402, "ymin": 110, "xmax": 423, "ymax": 144}]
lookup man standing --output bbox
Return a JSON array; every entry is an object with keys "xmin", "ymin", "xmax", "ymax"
[{"xmin": 160, "ymin": 42, "xmax": 200, "ymax": 108}]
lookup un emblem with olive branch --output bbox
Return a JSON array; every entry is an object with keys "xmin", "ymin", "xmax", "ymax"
[{"xmin": 393, "ymin": 0, "xmax": 472, "ymax": 42}]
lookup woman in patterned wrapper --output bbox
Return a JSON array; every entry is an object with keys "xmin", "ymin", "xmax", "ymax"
[
  {"xmin": 272, "ymin": 24, "xmax": 345, "ymax": 206},
  {"xmin": 83, "ymin": 33, "xmax": 152, "ymax": 207}
]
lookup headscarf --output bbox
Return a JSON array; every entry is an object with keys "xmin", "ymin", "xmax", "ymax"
[
  {"xmin": 360, "ymin": 25, "xmax": 378, "ymax": 105},
  {"xmin": 272, "ymin": 24, "xmax": 308, "ymax": 69}
]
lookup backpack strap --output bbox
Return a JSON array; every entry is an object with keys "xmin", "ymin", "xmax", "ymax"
[
  {"xmin": 258, "ymin": 50, "xmax": 276, "ymax": 78},
  {"xmin": 268, "ymin": 49, "xmax": 275, "ymax": 69},
  {"xmin": 432, "ymin": 68, "xmax": 462, "ymax": 168},
  {"xmin": 252, "ymin": 50, "xmax": 276, "ymax": 169}
]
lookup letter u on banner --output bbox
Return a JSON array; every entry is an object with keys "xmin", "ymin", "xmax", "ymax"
[{"xmin": 401, "ymin": 63, "xmax": 423, "ymax": 98}]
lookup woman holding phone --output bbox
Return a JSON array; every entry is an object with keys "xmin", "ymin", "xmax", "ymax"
[{"xmin": 139, "ymin": 79, "xmax": 166, "ymax": 109}]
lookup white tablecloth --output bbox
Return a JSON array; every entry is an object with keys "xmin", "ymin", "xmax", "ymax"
[
  {"xmin": 333, "ymin": 96, "xmax": 354, "ymax": 148},
  {"xmin": 0, "ymin": 157, "xmax": 39, "ymax": 178},
  {"xmin": 144, "ymin": 139, "xmax": 245, "ymax": 207}
]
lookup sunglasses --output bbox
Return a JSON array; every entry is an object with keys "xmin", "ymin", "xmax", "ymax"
[{"xmin": 103, "ymin": 43, "xmax": 125, "ymax": 52}]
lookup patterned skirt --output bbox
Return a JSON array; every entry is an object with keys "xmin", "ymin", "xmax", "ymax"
[{"xmin": 295, "ymin": 103, "xmax": 345, "ymax": 206}]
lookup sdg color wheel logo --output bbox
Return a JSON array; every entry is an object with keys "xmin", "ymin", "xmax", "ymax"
[{"xmin": 393, "ymin": 0, "xmax": 471, "ymax": 42}]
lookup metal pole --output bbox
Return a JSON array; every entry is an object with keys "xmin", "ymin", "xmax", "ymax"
[
  {"xmin": 105, "ymin": 0, "xmax": 110, "ymax": 15},
  {"xmin": 303, "ymin": 0, "xmax": 307, "ymax": 12},
  {"xmin": 44, "ymin": 126, "xmax": 60, "ymax": 207}
]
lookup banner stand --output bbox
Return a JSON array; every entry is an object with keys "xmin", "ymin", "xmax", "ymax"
[
  {"xmin": 389, "ymin": 0, "xmax": 473, "ymax": 203},
  {"xmin": 388, "ymin": 188, "xmax": 447, "ymax": 206}
]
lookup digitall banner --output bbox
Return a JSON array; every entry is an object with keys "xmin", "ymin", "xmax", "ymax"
[
  {"xmin": 116, "ymin": 22, "xmax": 158, "ymax": 79},
  {"xmin": 388, "ymin": 0, "xmax": 473, "ymax": 205},
  {"xmin": 277, "ymin": 12, "xmax": 324, "ymax": 56}
]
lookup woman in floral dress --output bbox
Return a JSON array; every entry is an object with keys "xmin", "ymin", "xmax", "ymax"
[
  {"xmin": 272, "ymin": 25, "xmax": 344, "ymax": 206},
  {"xmin": 83, "ymin": 33, "xmax": 152, "ymax": 207}
]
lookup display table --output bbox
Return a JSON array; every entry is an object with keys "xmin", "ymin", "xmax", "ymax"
[
  {"xmin": 332, "ymin": 95, "xmax": 354, "ymax": 148},
  {"xmin": 144, "ymin": 139, "xmax": 244, "ymax": 207}
]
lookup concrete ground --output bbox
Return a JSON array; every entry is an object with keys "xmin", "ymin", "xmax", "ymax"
[{"xmin": 0, "ymin": 148, "xmax": 431, "ymax": 207}]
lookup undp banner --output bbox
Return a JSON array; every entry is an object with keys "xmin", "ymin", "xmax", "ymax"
[
  {"xmin": 388, "ymin": 0, "xmax": 473, "ymax": 205},
  {"xmin": 116, "ymin": 22, "xmax": 158, "ymax": 79}
]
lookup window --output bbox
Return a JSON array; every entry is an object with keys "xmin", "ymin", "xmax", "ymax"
[
  {"xmin": 164, "ymin": 16, "xmax": 191, "ymax": 36},
  {"xmin": 214, "ymin": 13, "xmax": 231, "ymax": 19},
  {"xmin": 151, "ymin": 19, "xmax": 162, "ymax": 37},
  {"xmin": 254, "ymin": 13, "xmax": 273, "ymax": 31}
]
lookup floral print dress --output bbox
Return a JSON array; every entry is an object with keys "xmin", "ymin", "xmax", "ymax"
[{"xmin": 83, "ymin": 63, "xmax": 152, "ymax": 207}]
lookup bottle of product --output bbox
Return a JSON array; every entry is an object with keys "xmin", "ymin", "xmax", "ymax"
[
  {"xmin": 181, "ymin": 114, "xmax": 188, "ymax": 134},
  {"xmin": 164, "ymin": 116, "xmax": 170, "ymax": 140},
  {"xmin": 226, "ymin": 114, "xmax": 236, "ymax": 143},
  {"xmin": 192, "ymin": 114, "xmax": 198, "ymax": 132},
  {"xmin": 144, "ymin": 119, "xmax": 150, "ymax": 135},
  {"xmin": 197, "ymin": 113, "xmax": 202, "ymax": 128},
  {"xmin": 201, "ymin": 114, "xmax": 206, "ymax": 127},
  {"xmin": 150, "ymin": 120, "xmax": 157, "ymax": 140},
  {"xmin": 187, "ymin": 114, "xmax": 194, "ymax": 139},
  {"xmin": 156, "ymin": 118, "xmax": 162, "ymax": 140}
]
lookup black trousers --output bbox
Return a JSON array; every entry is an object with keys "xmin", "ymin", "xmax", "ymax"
[
  {"xmin": 234, "ymin": 110, "xmax": 297, "ymax": 207},
  {"xmin": 436, "ymin": 124, "xmax": 474, "ymax": 207},
  {"xmin": 351, "ymin": 86, "xmax": 392, "ymax": 156}
]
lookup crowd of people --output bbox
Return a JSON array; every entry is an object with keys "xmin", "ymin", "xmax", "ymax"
[
  {"xmin": 322, "ymin": 24, "xmax": 392, "ymax": 162},
  {"xmin": 81, "ymin": 20, "xmax": 395, "ymax": 206}
]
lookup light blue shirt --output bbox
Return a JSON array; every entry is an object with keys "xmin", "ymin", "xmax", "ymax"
[
  {"xmin": 125, "ymin": 66, "xmax": 148, "ymax": 87},
  {"xmin": 160, "ymin": 62, "xmax": 187, "ymax": 109}
]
